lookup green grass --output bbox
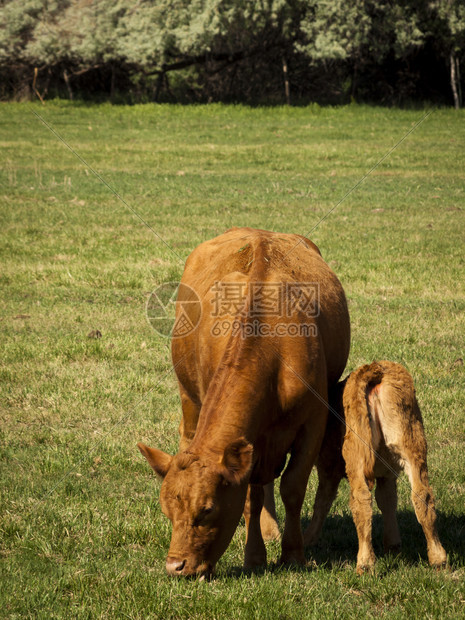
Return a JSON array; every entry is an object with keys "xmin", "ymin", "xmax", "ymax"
[{"xmin": 1, "ymin": 101, "xmax": 464, "ymax": 619}]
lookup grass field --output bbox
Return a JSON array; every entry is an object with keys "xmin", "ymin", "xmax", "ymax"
[{"xmin": 1, "ymin": 101, "xmax": 464, "ymax": 619}]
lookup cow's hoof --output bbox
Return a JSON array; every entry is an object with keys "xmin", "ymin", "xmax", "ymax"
[
  {"xmin": 243, "ymin": 557, "xmax": 267, "ymax": 572},
  {"xmin": 243, "ymin": 559, "xmax": 267, "ymax": 572},
  {"xmin": 279, "ymin": 551, "xmax": 306, "ymax": 567},
  {"xmin": 244, "ymin": 546, "xmax": 267, "ymax": 571},
  {"xmin": 303, "ymin": 528, "xmax": 318, "ymax": 547}
]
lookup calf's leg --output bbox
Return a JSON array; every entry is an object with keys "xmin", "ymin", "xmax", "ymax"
[
  {"xmin": 374, "ymin": 476, "xmax": 401, "ymax": 553},
  {"xmin": 404, "ymin": 457, "xmax": 447, "ymax": 567},
  {"xmin": 345, "ymin": 461, "xmax": 376, "ymax": 574}
]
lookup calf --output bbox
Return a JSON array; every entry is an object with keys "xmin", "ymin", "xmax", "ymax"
[{"xmin": 304, "ymin": 361, "xmax": 447, "ymax": 573}]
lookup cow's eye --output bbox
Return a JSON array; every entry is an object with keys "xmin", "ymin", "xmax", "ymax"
[
  {"xmin": 194, "ymin": 506, "xmax": 214, "ymax": 525},
  {"xmin": 200, "ymin": 506, "xmax": 214, "ymax": 519}
]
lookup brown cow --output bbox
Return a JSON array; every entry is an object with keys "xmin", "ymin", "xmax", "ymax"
[
  {"xmin": 138, "ymin": 227, "xmax": 350, "ymax": 577},
  {"xmin": 304, "ymin": 361, "xmax": 447, "ymax": 573}
]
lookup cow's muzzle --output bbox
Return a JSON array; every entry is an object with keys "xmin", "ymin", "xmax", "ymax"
[
  {"xmin": 165, "ymin": 556, "xmax": 212, "ymax": 579},
  {"xmin": 166, "ymin": 557, "xmax": 186, "ymax": 575}
]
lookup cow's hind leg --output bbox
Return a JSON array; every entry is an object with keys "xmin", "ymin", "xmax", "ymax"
[
  {"xmin": 260, "ymin": 482, "xmax": 280, "ymax": 541},
  {"xmin": 403, "ymin": 455, "xmax": 447, "ymax": 567},
  {"xmin": 374, "ymin": 476, "xmax": 401, "ymax": 554},
  {"xmin": 304, "ymin": 463, "xmax": 343, "ymax": 547},
  {"xmin": 243, "ymin": 484, "xmax": 267, "ymax": 569}
]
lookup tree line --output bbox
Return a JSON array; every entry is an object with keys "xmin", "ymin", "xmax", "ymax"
[{"xmin": 1, "ymin": 0, "xmax": 463, "ymax": 107}]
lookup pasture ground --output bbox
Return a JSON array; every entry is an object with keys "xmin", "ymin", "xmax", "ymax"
[{"xmin": 1, "ymin": 102, "xmax": 464, "ymax": 618}]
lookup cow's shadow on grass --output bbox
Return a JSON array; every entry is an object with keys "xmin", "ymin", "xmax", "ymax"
[{"xmin": 226, "ymin": 510, "xmax": 465, "ymax": 578}]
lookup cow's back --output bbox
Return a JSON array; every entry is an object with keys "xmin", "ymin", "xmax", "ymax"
[{"xmin": 172, "ymin": 227, "xmax": 350, "ymax": 408}]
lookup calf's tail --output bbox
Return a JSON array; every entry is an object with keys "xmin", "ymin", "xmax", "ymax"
[{"xmin": 342, "ymin": 362, "xmax": 385, "ymax": 486}]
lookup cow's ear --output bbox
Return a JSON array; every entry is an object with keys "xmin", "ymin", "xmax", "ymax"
[
  {"xmin": 220, "ymin": 438, "xmax": 253, "ymax": 485},
  {"xmin": 138, "ymin": 442, "xmax": 172, "ymax": 479}
]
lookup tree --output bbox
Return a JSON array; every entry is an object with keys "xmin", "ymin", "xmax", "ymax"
[
  {"xmin": 427, "ymin": 0, "xmax": 465, "ymax": 108},
  {"xmin": 0, "ymin": 0, "xmax": 462, "ymax": 104},
  {"xmin": 296, "ymin": 0, "xmax": 425, "ymax": 100},
  {"xmin": 117, "ymin": 0, "xmax": 301, "ymax": 100}
]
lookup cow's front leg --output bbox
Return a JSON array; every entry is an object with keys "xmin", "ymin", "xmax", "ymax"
[
  {"xmin": 279, "ymin": 413, "xmax": 325, "ymax": 565},
  {"xmin": 243, "ymin": 484, "xmax": 267, "ymax": 569}
]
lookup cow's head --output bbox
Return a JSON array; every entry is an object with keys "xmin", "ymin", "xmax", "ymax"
[{"xmin": 138, "ymin": 438, "xmax": 253, "ymax": 577}]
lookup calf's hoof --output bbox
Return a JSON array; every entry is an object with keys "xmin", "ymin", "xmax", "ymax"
[
  {"xmin": 356, "ymin": 562, "xmax": 375, "ymax": 576},
  {"xmin": 428, "ymin": 547, "xmax": 447, "ymax": 569},
  {"xmin": 356, "ymin": 551, "xmax": 376, "ymax": 575}
]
